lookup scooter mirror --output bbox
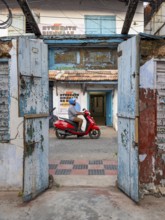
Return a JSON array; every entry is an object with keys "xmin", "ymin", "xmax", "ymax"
[{"xmin": 49, "ymin": 107, "xmax": 56, "ymax": 114}]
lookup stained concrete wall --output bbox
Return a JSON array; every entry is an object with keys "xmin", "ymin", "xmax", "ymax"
[
  {"xmin": 139, "ymin": 57, "xmax": 165, "ymax": 190},
  {"xmin": 0, "ymin": 39, "xmax": 24, "ymax": 190}
]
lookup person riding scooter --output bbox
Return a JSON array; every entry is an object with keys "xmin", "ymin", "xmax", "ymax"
[
  {"xmin": 54, "ymin": 105, "xmax": 101, "ymax": 139},
  {"xmin": 68, "ymin": 98, "xmax": 84, "ymax": 132}
]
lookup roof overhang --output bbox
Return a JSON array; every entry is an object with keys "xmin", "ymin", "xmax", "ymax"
[
  {"xmin": 57, "ymin": 81, "xmax": 118, "ymax": 85},
  {"xmin": 43, "ymin": 34, "xmax": 134, "ymax": 48},
  {"xmin": 49, "ymin": 69, "xmax": 118, "ymax": 82}
]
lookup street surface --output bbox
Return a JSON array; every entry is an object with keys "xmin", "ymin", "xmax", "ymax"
[
  {"xmin": 0, "ymin": 187, "xmax": 165, "ymax": 220},
  {"xmin": 49, "ymin": 126, "xmax": 118, "ymax": 187},
  {"xmin": 1, "ymin": 127, "xmax": 165, "ymax": 220},
  {"xmin": 49, "ymin": 126, "xmax": 118, "ymax": 161}
]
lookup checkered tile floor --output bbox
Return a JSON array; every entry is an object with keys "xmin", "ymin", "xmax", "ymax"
[{"xmin": 49, "ymin": 160, "xmax": 117, "ymax": 176}]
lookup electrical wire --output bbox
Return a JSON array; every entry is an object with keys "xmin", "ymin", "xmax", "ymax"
[
  {"xmin": 0, "ymin": 16, "xmax": 138, "ymax": 36},
  {"xmin": 0, "ymin": 18, "xmax": 27, "ymax": 36},
  {"xmin": 98, "ymin": 0, "xmax": 139, "ymax": 33},
  {"xmin": 0, "ymin": 0, "xmax": 149, "ymax": 16},
  {"xmin": 55, "ymin": 7, "xmax": 85, "ymax": 34},
  {"xmin": 0, "ymin": 0, "xmax": 12, "ymax": 29},
  {"xmin": 0, "ymin": 14, "xmax": 142, "ymax": 35},
  {"xmin": 34, "ymin": 0, "xmax": 144, "ymax": 34},
  {"xmin": 0, "ymin": 0, "xmax": 150, "ymax": 34},
  {"xmin": 0, "ymin": 13, "xmax": 145, "ymax": 22},
  {"xmin": 8, "ymin": 25, "xmax": 25, "ymax": 36}
]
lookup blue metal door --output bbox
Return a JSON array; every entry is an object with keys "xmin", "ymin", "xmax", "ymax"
[
  {"xmin": 117, "ymin": 36, "xmax": 140, "ymax": 202},
  {"xmin": 106, "ymin": 92, "xmax": 112, "ymax": 126},
  {"xmin": 18, "ymin": 38, "xmax": 49, "ymax": 201}
]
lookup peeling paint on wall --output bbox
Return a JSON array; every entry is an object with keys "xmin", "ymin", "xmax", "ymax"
[
  {"xmin": 139, "ymin": 154, "xmax": 147, "ymax": 162},
  {"xmin": 121, "ymin": 129, "xmax": 129, "ymax": 148},
  {"xmin": 139, "ymin": 55, "xmax": 165, "ymax": 188},
  {"xmin": 18, "ymin": 38, "xmax": 49, "ymax": 117},
  {"xmin": 24, "ymin": 117, "xmax": 48, "ymax": 200},
  {"xmin": 140, "ymin": 39, "xmax": 165, "ymax": 65},
  {"xmin": 139, "ymin": 88, "xmax": 157, "ymax": 184},
  {"xmin": 50, "ymin": 48, "xmax": 117, "ymax": 70},
  {"xmin": 0, "ymin": 39, "xmax": 24, "ymax": 191},
  {"xmin": 18, "ymin": 38, "xmax": 49, "ymax": 201}
]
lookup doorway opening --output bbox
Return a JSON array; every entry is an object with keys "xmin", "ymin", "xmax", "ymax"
[
  {"xmin": 88, "ymin": 91, "xmax": 113, "ymax": 126},
  {"xmin": 48, "ymin": 88, "xmax": 118, "ymax": 187},
  {"xmin": 89, "ymin": 93, "xmax": 105, "ymax": 125}
]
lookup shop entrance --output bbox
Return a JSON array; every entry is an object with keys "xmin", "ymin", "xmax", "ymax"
[
  {"xmin": 89, "ymin": 92, "xmax": 112, "ymax": 126},
  {"xmin": 90, "ymin": 94, "xmax": 105, "ymax": 125}
]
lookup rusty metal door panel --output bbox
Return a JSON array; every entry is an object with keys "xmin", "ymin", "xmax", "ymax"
[
  {"xmin": 24, "ymin": 117, "xmax": 48, "ymax": 201},
  {"xmin": 18, "ymin": 38, "xmax": 49, "ymax": 201},
  {"xmin": 117, "ymin": 36, "xmax": 140, "ymax": 202}
]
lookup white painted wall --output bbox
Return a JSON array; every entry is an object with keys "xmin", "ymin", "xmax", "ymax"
[
  {"xmin": 53, "ymin": 84, "xmax": 87, "ymax": 130},
  {"xmin": 0, "ymin": 40, "xmax": 24, "ymax": 190},
  {"xmin": 53, "ymin": 83, "xmax": 117, "ymax": 129},
  {"xmin": 145, "ymin": 3, "xmax": 165, "ymax": 35},
  {"xmin": 0, "ymin": 0, "xmax": 144, "ymax": 37},
  {"xmin": 0, "ymin": 13, "xmax": 8, "ymax": 36},
  {"xmin": 140, "ymin": 59, "xmax": 156, "ymax": 89},
  {"xmin": 39, "ymin": 0, "xmax": 144, "ymax": 35},
  {"xmin": 53, "ymin": 84, "xmax": 86, "ymax": 118},
  {"xmin": 0, "ymin": 28, "xmax": 8, "ymax": 37}
]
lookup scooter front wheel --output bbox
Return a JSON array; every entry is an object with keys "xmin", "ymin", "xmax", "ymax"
[
  {"xmin": 89, "ymin": 129, "xmax": 101, "ymax": 139},
  {"xmin": 55, "ymin": 130, "xmax": 66, "ymax": 139}
]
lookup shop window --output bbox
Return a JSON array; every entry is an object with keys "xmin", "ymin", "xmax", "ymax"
[
  {"xmin": 85, "ymin": 51, "xmax": 112, "ymax": 64},
  {"xmin": 55, "ymin": 50, "xmax": 78, "ymax": 64},
  {"xmin": 51, "ymin": 48, "xmax": 117, "ymax": 70}
]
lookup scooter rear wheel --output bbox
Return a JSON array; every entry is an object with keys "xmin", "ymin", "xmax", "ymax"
[
  {"xmin": 55, "ymin": 130, "xmax": 66, "ymax": 139},
  {"xmin": 89, "ymin": 129, "xmax": 101, "ymax": 139}
]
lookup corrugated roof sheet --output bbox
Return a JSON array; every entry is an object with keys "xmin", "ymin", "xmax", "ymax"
[{"xmin": 49, "ymin": 70, "xmax": 118, "ymax": 81}]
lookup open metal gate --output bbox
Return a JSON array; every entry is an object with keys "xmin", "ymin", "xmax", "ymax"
[
  {"xmin": 18, "ymin": 38, "xmax": 49, "ymax": 201},
  {"xmin": 117, "ymin": 36, "xmax": 140, "ymax": 202}
]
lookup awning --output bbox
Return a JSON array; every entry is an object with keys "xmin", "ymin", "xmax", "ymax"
[{"xmin": 49, "ymin": 69, "xmax": 118, "ymax": 81}]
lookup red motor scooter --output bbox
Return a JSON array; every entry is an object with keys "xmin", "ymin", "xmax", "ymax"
[{"xmin": 53, "ymin": 109, "xmax": 101, "ymax": 139}]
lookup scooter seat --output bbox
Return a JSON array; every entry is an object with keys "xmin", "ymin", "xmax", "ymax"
[{"xmin": 59, "ymin": 117, "xmax": 78, "ymax": 127}]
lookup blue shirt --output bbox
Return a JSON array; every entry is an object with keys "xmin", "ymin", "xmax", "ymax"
[{"xmin": 68, "ymin": 105, "xmax": 77, "ymax": 120}]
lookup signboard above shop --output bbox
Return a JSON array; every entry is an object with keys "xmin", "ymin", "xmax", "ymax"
[{"xmin": 39, "ymin": 23, "xmax": 81, "ymax": 35}]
